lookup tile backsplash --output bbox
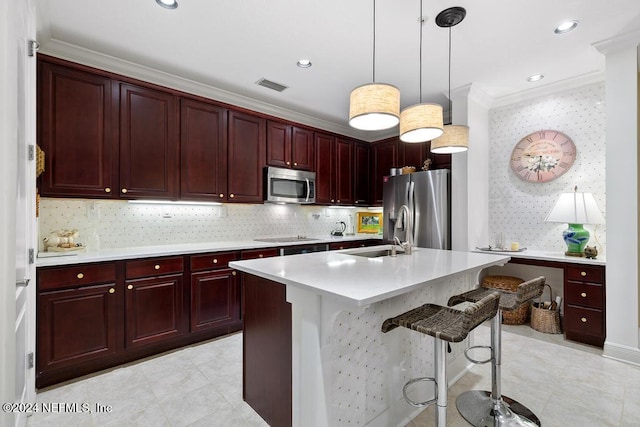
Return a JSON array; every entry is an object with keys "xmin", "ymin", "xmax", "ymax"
[{"xmin": 38, "ymin": 198, "xmax": 380, "ymax": 250}]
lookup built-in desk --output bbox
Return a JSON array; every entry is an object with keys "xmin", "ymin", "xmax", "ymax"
[{"xmin": 474, "ymin": 249, "xmax": 606, "ymax": 347}]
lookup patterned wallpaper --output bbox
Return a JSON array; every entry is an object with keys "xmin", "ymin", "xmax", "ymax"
[
  {"xmin": 38, "ymin": 198, "xmax": 380, "ymax": 250},
  {"xmin": 488, "ymin": 82, "xmax": 607, "ymax": 253}
]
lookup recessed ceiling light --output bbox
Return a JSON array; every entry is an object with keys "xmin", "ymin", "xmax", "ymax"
[
  {"xmin": 156, "ymin": 0, "xmax": 178, "ymax": 9},
  {"xmin": 554, "ymin": 20, "xmax": 578, "ymax": 34},
  {"xmin": 297, "ymin": 59, "xmax": 312, "ymax": 68},
  {"xmin": 527, "ymin": 74, "xmax": 544, "ymax": 82}
]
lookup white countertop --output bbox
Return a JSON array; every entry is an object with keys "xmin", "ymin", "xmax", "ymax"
[
  {"xmin": 229, "ymin": 245, "xmax": 510, "ymax": 306},
  {"xmin": 471, "ymin": 248, "xmax": 606, "ymax": 266},
  {"xmin": 35, "ymin": 235, "xmax": 380, "ymax": 267}
]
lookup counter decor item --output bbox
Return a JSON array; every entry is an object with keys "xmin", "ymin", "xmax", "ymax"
[
  {"xmin": 544, "ymin": 186, "xmax": 606, "ymax": 256},
  {"xmin": 584, "ymin": 245, "xmax": 598, "ymax": 259},
  {"xmin": 43, "ymin": 229, "xmax": 84, "ymax": 252},
  {"xmin": 530, "ymin": 284, "xmax": 562, "ymax": 334},
  {"xmin": 482, "ymin": 275, "xmax": 528, "ymax": 325},
  {"xmin": 356, "ymin": 211, "xmax": 382, "ymax": 233},
  {"xmin": 476, "ymin": 246, "xmax": 527, "ymax": 253},
  {"xmin": 401, "ymin": 166, "xmax": 416, "ymax": 174}
]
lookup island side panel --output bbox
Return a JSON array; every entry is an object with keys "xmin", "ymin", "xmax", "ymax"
[{"xmin": 242, "ymin": 273, "xmax": 292, "ymax": 427}]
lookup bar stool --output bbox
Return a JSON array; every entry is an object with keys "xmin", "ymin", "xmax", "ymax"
[
  {"xmin": 381, "ymin": 292, "xmax": 500, "ymax": 427},
  {"xmin": 447, "ymin": 276, "xmax": 546, "ymax": 427}
]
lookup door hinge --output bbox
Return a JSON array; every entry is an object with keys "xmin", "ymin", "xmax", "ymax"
[
  {"xmin": 28, "ymin": 353, "xmax": 34, "ymax": 369},
  {"xmin": 28, "ymin": 145, "xmax": 35, "ymax": 161},
  {"xmin": 28, "ymin": 248, "xmax": 35, "ymax": 264},
  {"xmin": 27, "ymin": 40, "xmax": 39, "ymax": 57}
]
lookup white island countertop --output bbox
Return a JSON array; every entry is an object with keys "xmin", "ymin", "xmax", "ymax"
[{"xmin": 230, "ymin": 245, "xmax": 510, "ymax": 306}]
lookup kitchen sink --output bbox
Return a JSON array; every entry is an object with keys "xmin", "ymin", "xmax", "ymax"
[{"xmin": 347, "ymin": 248, "xmax": 404, "ymax": 258}]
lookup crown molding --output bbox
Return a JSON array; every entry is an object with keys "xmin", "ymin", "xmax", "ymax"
[
  {"xmin": 38, "ymin": 39, "xmax": 382, "ymax": 142},
  {"xmin": 489, "ymin": 71, "xmax": 605, "ymax": 109},
  {"xmin": 593, "ymin": 28, "xmax": 640, "ymax": 55}
]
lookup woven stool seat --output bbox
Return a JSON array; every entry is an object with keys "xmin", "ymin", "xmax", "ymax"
[
  {"xmin": 382, "ymin": 292, "xmax": 500, "ymax": 343},
  {"xmin": 448, "ymin": 276, "xmax": 545, "ymax": 311}
]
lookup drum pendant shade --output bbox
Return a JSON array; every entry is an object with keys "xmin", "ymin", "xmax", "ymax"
[
  {"xmin": 431, "ymin": 124, "xmax": 469, "ymax": 153},
  {"xmin": 349, "ymin": 83, "xmax": 400, "ymax": 131},
  {"xmin": 400, "ymin": 103, "xmax": 444, "ymax": 142}
]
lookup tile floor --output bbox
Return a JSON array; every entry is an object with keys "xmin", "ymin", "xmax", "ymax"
[{"xmin": 27, "ymin": 325, "xmax": 640, "ymax": 427}]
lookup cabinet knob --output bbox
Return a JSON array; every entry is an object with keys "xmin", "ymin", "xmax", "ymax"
[
  {"xmin": 286, "ymin": 161, "xmax": 290, "ymax": 165},
  {"xmin": 154, "ymin": 264, "xmax": 160, "ymax": 270},
  {"xmin": 293, "ymin": 162, "xmax": 298, "ymax": 166},
  {"xmin": 212, "ymin": 259, "xmax": 218, "ymax": 264},
  {"xmin": 230, "ymin": 194, "xmax": 235, "ymax": 198},
  {"xmin": 105, "ymin": 187, "xmax": 111, "ymax": 193},
  {"xmin": 258, "ymin": 254, "xmax": 263, "ymax": 258},
  {"xmin": 581, "ymin": 292, "xmax": 587, "ymax": 298},
  {"xmin": 581, "ymin": 317, "xmax": 587, "ymax": 323},
  {"xmin": 76, "ymin": 273, "xmax": 84, "ymax": 279},
  {"xmin": 219, "ymin": 193, "xmax": 224, "ymax": 198},
  {"xmin": 121, "ymin": 188, "xmax": 128, "ymax": 194},
  {"xmin": 355, "ymin": 201, "xmax": 359, "ymax": 204},
  {"xmin": 109, "ymin": 288, "xmax": 115, "ymax": 294},
  {"xmin": 232, "ymin": 271, "xmax": 237, "ymax": 276},
  {"xmin": 331, "ymin": 199, "xmax": 335, "ymax": 203},
  {"xmin": 337, "ymin": 200, "xmax": 340, "ymax": 203},
  {"xmin": 127, "ymin": 284, "xmax": 133, "ymax": 290},
  {"xmin": 580, "ymin": 271, "xmax": 587, "ymax": 277}
]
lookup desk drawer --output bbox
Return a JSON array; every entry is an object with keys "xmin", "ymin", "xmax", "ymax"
[
  {"xmin": 566, "ymin": 265, "xmax": 604, "ymax": 283},
  {"xmin": 565, "ymin": 281, "xmax": 603, "ymax": 309},
  {"xmin": 564, "ymin": 305, "xmax": 603, "ymax": 336}
]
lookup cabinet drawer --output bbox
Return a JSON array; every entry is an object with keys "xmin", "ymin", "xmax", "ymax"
[
  {"xmin": 565, "ymin": 281, "xmax": 603, "ymax": 309},
  {"xmin": 191, "ymin": 252, "xmax": 240, "ymax": 272},
  {"xmin": 38, "ymin": 263, "xmax": 116, "ymax": 291},
  {"xmin": 126, "ymin": 257, "xmax": 184, "ymax": 279},
  {"xmin": 566, "ymin": 265, "xmax": 604, "ymax": 283},
  {"xmin": 564, "ymin": 305, "xmax": 604, "ymax": 336},
  {"xmin": 241, "ymin": 248, "xmax": 279, "ymax": 260}
]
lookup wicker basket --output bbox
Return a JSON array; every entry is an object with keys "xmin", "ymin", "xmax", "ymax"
[
  {"xmin": 530, "ymin": 284, "xmax": 562, "ymax": 334},
  {"xmin": 482, "ymin": 275, "xmax": 529, "ymax": 325}
]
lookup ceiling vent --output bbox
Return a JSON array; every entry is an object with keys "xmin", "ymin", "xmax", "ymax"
[{"xmin": 256, "ymin": 78, "xmax": 288, "ymax": 92}]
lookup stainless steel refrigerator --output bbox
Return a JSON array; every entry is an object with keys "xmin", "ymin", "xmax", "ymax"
[{"xmin": 382, "ymin": 169, "xmax": 450, "ymax": 249}]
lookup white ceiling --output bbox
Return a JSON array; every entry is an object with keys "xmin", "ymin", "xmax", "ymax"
[{"xmin": 36, "ymin": 0, "xmax": 640, "ymax": 141}]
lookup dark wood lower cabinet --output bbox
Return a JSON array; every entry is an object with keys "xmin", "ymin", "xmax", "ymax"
[
  {"xmin": 37, "ymin": 283, "xmax": 118, "ymax": 372},
  {"xmin": 190, "ymin": 269, "xmax": 240, "ymax": 333},
  {"xmin": 125, "ymin": 274, "xmax": 184, "ymax": 349},
  {"xmin": 242, "ymin": 273, "xmax": 292, "ymax": 427}
]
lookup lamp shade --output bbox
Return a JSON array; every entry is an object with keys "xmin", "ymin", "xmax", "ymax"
[
  {"xmin": 399, "ymin": 103, "xmax": 444, "ymax": 143},
  {"xmin": 544, "ymin": 192, "xmax": 605, "ymax": 224},
  {"xmin": 430, "ymin": 124, "xmax": 469, "ymax": 153},
  {"xmin": 349, "ymin": 83, "xmax": 400, "ymax": 131}
]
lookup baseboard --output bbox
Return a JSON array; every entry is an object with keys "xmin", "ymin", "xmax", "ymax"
[{"xmin": 603, "ymin": 341, "xmax": 640, "ymax": 366}]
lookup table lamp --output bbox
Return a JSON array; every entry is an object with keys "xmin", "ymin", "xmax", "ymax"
[{"xmin": 544, "ymin": 187, "xmax": 605, "ymax": 256}]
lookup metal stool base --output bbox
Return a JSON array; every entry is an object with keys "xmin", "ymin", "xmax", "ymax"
[
  {"xmin": 402, "ymin": 377, "xmax": 437, "ymax": 407},
  {"xmin": 456, "ymin": 390, "xmax": 541, "ymax": 427}
]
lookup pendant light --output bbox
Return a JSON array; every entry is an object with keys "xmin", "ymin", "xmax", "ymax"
[
  {"xmin": 399, "ymin": 0, "xmax": 444, "ymax": 143},
  {"xmin": 431, "ymin": 7, "xmax": 469, "ymax": 154},
  {"xmin": 349, "ymin": 0, "xmax": 400, "ymax": 131}
]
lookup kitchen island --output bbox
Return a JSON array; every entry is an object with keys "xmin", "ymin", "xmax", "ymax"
[{"xmin": 229, "ymin": 246, "xmax": 510, "ymax": 427}]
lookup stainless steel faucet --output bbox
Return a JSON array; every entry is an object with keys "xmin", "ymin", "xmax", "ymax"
[{"xmin": 394, "ymin": 204, "xmax": 413, "ymax": 255}]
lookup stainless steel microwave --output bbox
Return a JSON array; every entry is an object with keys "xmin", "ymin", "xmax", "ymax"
[{"xmin": 265, "ymin": 166, "xmax": 316, "ymax": 204}]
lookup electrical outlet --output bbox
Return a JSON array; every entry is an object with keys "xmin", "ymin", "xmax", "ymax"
[
  {"xmin": 218, "ymin": 206, "xmax": 228, "ymax": 218},
  {"xmin": 86, "ymin": 202, "xmax": 99, "ymax": 219}
]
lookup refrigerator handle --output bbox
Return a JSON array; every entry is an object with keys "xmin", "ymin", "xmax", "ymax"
[{"xmin": 409, "ymin": 181, "xmax": 415, "ymax": 240}]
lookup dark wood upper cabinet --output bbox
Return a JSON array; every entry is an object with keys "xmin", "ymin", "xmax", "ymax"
[
  {"xmin": 180, "ymin": 98, "xmax": 227, "ymax": 201},
  {"xmin": 354, "ymin": 142, "xmax": 370, "ymax": 205},
  {"xmin": 314, "ymin": 132, "xmax": 335, "ymax": 204},
  {"xmin": 400, "ymin": 141, "xmax": 429, "ymax": 171},
  {"xmin": 227, "ymin": 110, "xmax": 266, "ymax": 203},
  {"xmin": 38, "ymin": 60, "xmax": 119, "ymax": 198},
  {"xmin": 371, "ymin": 138, "xmax": 398, "ymax": 205},
  {"xmin": 119, "ymin": 83, "xmax": 179, "ymax": 199},
  {"xmin": 335, "ymin": 138, "xmax": 354, "ymax": 205},
  {"xmin": 266, "ymin": 120, "xmax": 314, "ymax": 171}
]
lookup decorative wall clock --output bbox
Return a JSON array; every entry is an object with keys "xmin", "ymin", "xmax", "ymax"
[{"xmin": 510, "ymin": 130, "xmax": 576, "ymax": 183}]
